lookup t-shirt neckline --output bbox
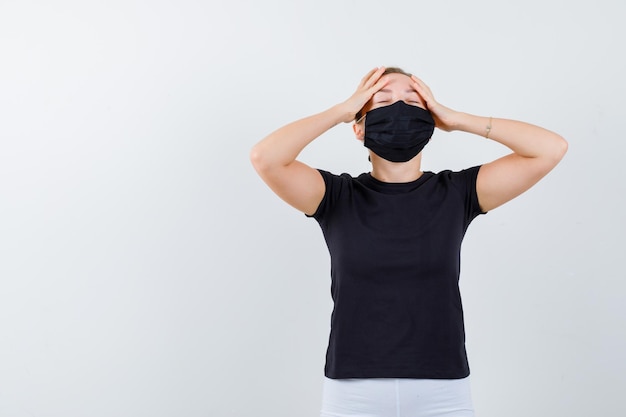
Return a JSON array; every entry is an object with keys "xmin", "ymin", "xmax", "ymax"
[{"xmin": 359, "ymin": 171, "xmax": 434, "ymax": 194}]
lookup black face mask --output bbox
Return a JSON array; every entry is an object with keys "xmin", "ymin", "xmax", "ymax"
[{"xmin": 363, "ymin": 101, "xmax": 435, "ymax": 162}]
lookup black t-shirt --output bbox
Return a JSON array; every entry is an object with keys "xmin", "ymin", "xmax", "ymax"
[{"xmin": 308, "ymin": 166, "xmax": 486, "ymax": 379}]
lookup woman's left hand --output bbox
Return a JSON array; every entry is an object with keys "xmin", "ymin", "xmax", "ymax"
[{"xmin": 410, "ymin": 75, "xmax": 460, "ymax": 132}]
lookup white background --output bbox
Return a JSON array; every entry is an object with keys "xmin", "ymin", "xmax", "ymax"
[{"xmin": 1, "ymin": 1, "xmax": 624, "ymax": 416}]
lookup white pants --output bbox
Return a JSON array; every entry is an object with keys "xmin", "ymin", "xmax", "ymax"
[{"xmin": 320, "ymin": 376, "xmax": 475, "ymax": 417}]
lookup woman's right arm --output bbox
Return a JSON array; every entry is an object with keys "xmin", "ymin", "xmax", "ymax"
[{"xmin": 250, "ymin": 67, "xmax": 388, "ymax": 215}]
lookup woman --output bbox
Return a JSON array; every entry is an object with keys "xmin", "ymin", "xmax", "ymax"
[{"xmin": 250, "ymin": 67, "xmax": 567, "ymax": 417}]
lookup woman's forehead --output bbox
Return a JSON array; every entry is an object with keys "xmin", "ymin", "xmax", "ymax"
[{"xmin": 379, "ymin": 73, "xmax": 415, "ymax": 92}]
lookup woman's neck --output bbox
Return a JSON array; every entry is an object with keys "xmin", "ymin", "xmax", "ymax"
[{"xmin": 369, "ymin": 152, "xmax": 424, "ymax": 183}]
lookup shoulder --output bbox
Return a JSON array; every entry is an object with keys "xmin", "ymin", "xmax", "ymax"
[
  {"xmin": 307, "ymin": 169, "xmax": 365, "ymax": 220},
  {"xmin": 317, "ymin": 169, "xmax": 355, "ymax": 182},
  {"xmin": 430, "ymin": 166, "xmax": 482, "ymax": 190},
  {"xmin": 316, "ymin": 169, "xmax": 360, "ymax": 193},
  {"xmin": 433, "ymin": 166, "xmax": 481, "ymax": 180},
  {"xmin": 428, "ymin": 166, "xmax": 485, "ymax": 216}
]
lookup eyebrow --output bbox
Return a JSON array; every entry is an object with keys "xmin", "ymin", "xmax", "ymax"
[{"xmin": 375, "ymin": 88, "xmax": 419, "ymax": 94}]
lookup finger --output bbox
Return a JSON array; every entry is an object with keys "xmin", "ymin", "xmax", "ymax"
[
  {"xmin": 410, "ymin": 79, "xmax": 428, "ymax": 99},
  {"xmin": 411, "ymin": 75, "xmax": 433, "ymax": 96},
  {"xmin": 363, "ymin": 66, "xmax": 386, "ymax": 89},
  {"xmin": 410, "ymin": 75, "xmax": 427, "ymax": 91},
  {"xmin": 409, "ymin": 81, "xmax": 434, "ymax": 111},
  {"xmin": 410, "ymin": 77, "xmax": 433, "ymax": 100},
  {"xmin": 410, "ymin": 74, "xmax": 426, "ymax": 84},
  {"xmin": 369, "ymin": 75, "xmax": 389, "ymax": 94},
  {"xmin": 359, "ymin": 67, "xmax": 380, "ymax": 88}
]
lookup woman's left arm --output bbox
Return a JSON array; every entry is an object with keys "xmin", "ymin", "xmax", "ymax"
[
  {"xmin": 456, "ymin": 114, "xmax": 568, "ymax": 211},
  {"xmin": 411, "ymin": 76, "xmax": 568, "ymax": 212}
]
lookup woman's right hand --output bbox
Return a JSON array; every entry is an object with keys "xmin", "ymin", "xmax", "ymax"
[
  {"xmin": 250, "ymin": 67, "xmax": 388, "ymax": 215},
  {"xmin": 338, "ymin": 67, "xmax": 388, "ymax": 123}
]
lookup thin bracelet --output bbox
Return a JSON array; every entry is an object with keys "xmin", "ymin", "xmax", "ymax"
[{"xmin": 485, "ymin": 116, "xmax": 492, "ymax": 139}]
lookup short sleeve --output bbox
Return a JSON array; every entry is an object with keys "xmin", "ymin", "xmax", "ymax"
[
  {"xmin": 448, "ymin": 165, "xmax": 487, "ymax": 225},
  {"xmin": 305, "ymin": 169, "xmax": 351, "ymax": 222}
]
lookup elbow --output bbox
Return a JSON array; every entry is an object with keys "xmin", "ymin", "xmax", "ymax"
[
  {"xmin": 553, "ymin": 135, "xmax": 569, "ymax": 162},
  {"xmin": 249, "ymin": 142, "xmax": 274, "ymax": 174},
  {"xmin": 535, "ymin": 134, "xmax": 568, "ymax": 172},
  {"xmin": 249, "ymin": 143, "xmax": 266, "ymax": 172}
]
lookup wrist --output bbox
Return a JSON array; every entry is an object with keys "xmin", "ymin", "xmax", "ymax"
[
  {"xmin": 331, "ymin": 102, "xmax": 357, "ymax": 124},
  {"xmin": 451, "ymin": 112, "xmax": 491, "ymax": 137},
  {"xmin": 444, "ymin": 110, "xmax": 466, "ymax": 131}
]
